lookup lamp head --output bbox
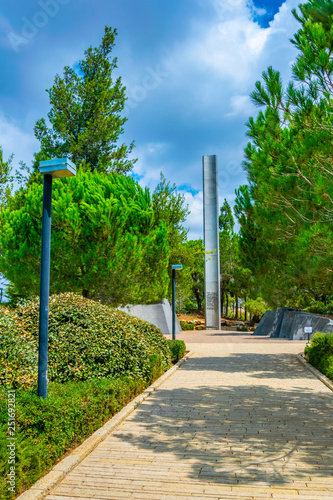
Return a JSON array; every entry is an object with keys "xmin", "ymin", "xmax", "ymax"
[{"xmin": 39, "ymin": 158, "xmax": 76, "ymax": 178}]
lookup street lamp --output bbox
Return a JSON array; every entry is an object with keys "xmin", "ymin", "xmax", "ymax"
[
  {"xmin": 171, "ymin": 264, "xmax": 182, "ymax": 340},
  {"xmin": 37, "ymin": 158, "xmax": 76, "ymax": 399}
]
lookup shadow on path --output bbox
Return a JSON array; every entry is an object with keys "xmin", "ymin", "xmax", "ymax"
[{"xmin": 111, "ymin": 351, "xmax": 333, "ymax": 486}]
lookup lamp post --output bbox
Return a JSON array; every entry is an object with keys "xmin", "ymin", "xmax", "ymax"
[
  {"xmin": 37, "ymin": 158, "xmax": 76, "ymax": 399},
  {"xmin": 172, "ymin": 264, "xmax": 182, "ymax": 340}
]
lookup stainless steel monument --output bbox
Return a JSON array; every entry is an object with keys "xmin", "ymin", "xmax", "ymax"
[{"xmin": 203, "ymin": 155, "xmax": 221, "ymax": 330}]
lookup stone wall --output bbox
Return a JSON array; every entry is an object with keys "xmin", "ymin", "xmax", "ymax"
[
  {"xmin": 254, "ymin": 308, "xmax": 333, "ymax": 340},
  {"xmin": 118, "ymin": 299, "xmax": 182, "ymax": 336}
]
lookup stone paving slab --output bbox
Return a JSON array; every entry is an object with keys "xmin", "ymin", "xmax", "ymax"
[{"xmin": 41, "ymin": 336, "xmax": 333, "ymax": 499}]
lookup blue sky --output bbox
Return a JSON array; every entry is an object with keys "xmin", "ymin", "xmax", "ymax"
[{"xmin": 0, "ymin": 0, "xmax": 302, "ymax": 239}]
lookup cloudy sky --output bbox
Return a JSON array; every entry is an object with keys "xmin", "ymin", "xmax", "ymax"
[{"xmin": 0, "ymin": 0, "xmax": 302, "ymax": 239}]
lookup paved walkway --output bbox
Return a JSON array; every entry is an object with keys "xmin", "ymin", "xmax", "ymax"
[{"xmin": 46, "ymin": 332, "xmax": 333, "ymax": 499}]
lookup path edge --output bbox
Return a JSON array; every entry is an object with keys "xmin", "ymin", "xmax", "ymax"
[
  {"xmin": 296, "ymin": 353, "xmax": 333, "ymax": 392},
  {"xmin": 16, "ymin": 351, "xmax": 195, "ymax": 500}
]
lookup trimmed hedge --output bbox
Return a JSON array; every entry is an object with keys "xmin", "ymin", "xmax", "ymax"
[
  {"xmin": 167, "ymin": 339, "xmax": 186, "ymax": 364},
  {"xmin": 0, "ymin": 293, "xmax": 181, "ymax": 498},
  {"xmin": 304, "ymin": 332, "xmax": 333, "ymax": 380},
  {"xmin": 0, "ymin": 377, "xmax": 148, "ymax": 499},
  {"xmin": 0, "ymin": 293, "xmax": 172, "ymax": 388}
]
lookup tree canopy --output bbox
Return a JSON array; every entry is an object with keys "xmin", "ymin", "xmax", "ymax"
[
  {"xmin": 34, "ymin": 26, "xmax": 136, "ymax": 174},
  {"xmin": 235, "ymin": 0, "xmax": 333, "ymax": 308},
  {"xmin": 0, "ymin": 172, "xmax": 169, "ymax": 305},
  {"xmin": 0, "ymin": 148, "xmax": 12, "ymax": 211}
]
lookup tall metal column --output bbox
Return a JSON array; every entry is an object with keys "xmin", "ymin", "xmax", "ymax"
[
  {"xmin": 203, "ymin": 155, "xmax": 221, "ymax": 330},
  {"xmin": 37, "ymin": 174, "xmax": 53, "ymax": 399},
  {"xmin": 172, "ymin": 268, "xmax": 176, "ymax": 340}
]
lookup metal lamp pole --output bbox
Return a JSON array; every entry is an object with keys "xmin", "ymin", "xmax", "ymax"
[
  {"xmin": 38, "ymin": 174, "xmax": 53, "ymax": 399},
  {"xmin": 171, "ymin": 264, "xmax": 182, "ymax": 340},
  {"xmin": 37, "ymin": 159, "xmax": 76, "ymax": 399}
]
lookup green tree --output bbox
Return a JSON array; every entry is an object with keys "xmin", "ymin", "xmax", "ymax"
[
  {"xmin": 237, "ymin": 0, "xmax": 333, "ymax": 308},
  {"xmin": 0, "ymin": 148, "xmax": 12, "ymax": 211},
  {"xmin": 34, "ymin": 26, "xmax": 136, "ymax": 174},
  {"xmin": 219, "ymin": 198, "xmax": 235, "ymax": 233},
  {"xmin": 0, "ymin": 172, "xmax": 169, "ymax": 305},
  {"xmin": 219, "ymin": 199, "xmax": 237, "ymax": 316},
  {"xmin": 176, "ymin": 239, "xmax": 205, "ymax": 312},
  {"xmin": 152, "ymin": 173, "xmax": 190, "ymax": 295}
]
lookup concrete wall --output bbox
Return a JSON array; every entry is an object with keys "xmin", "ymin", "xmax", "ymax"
[
  {"xmin": 254, "ymin": 308, "xmax": 333, "ymax": 340},
  {"xmin": 253, "ymin": 311, "xmax": 277, "ymax": 336},
  {"xmin": 118, "ymin": 299, "xmax": 182, "ymax": 336},
  {"xmin": 291, "ymin": 313, "xmax": 333, "ymax": 340}
]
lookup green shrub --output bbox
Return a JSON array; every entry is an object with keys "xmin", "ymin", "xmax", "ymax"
[
  {"xmin": 236, "ymin": 325, "xmax": 249, "ymax": 332},
  {"xmin": 244, "ymin": 297, "xmax": 268, "ymax": 318},
  {"xmin": 304, "ymin": 301, "xmax": 330, "ymax": 315},
  {"xmin": 181, "ymin": 299, "xmax": 197, "ymax": 314},
  {"xmin": 148, "ymin": 354, "xmax": 163, "ymax": 383},
  {"xmin": 0, "ymin": 377, "xmax": 147, "ymax": 499},
  {"xmin": 0, "ymin": 293, "xmax": 171, "ymax": 388},
  {"xmin": 180, "ymin": 320, "xmax": 195, "ymax": 331},
  {"xmin": 167, "ymin": 340, "xmax": 186, "ymax": 364},
  {"xmin": 304, "ymin": 332, "xmax": 333, "ymax": 380}
]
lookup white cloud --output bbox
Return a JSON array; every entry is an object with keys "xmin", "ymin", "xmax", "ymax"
[
  {"xmin": 132, "ymin": 142, "xmax": 171, "ymax": 189},
  {"xmin": 0, "ymin": 0, "xmax": 303, "ymax": 245},
  {"xmin": 225, "ymin": 95, "xmax": 253, "ymax": 118},
  {"xmin": 124, "ymin": 0, "xmax": 298, "ymax": 238},
  {"xmin": 164, "ymin": 1, "xmax": 270, "ymax": 91},
  {"xmin": 182, "ymin": 190, "xmax": 203, "ymax": 241},
  {"xmin": 0, "ymin": 114, "xmax": 38, "ymax": 171}
]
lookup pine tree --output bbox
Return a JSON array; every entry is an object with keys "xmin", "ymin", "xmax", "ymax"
[
  {"xmin": 0, "ymin": 172, "xmax": 169, "ymax": 304},
  {"xmin": 34, "ymin": 27, "xmax": 136, "ymax": 174},
  {"xmin": 237, "ymin": 0, "xmax": 333, "ymax": 307}
]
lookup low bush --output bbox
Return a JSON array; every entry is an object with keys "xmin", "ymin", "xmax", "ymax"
[
  {"xmin": 304, "ymin": 301, "xmax": 331, "ymax": 315},
  {"xmin": 0, "ymin": 293, "xmax": 175, "ymax": 499},
  {"xmin": 180, "ymin": 320, "xmax": 196, "ymax": 331},
  {"xmin": 181, "ymin": 299, "xmax": 198, "ymax": 314},
  {"xmin": 148, "ymin": 354, "xmax": 164, "ymax": 383},
  {"xmin": 0, "ymin": 293, "xmax": 171, "ymax": 388},
  {"xmin": 304, "ymin": 332, "xmax": 333, "ymax": 380},
  {"xmin": 236, "ymin": 325, "xmax": 249, "ymax": 332},
  {"xmin": 167, "ymin": 340, "xmax": 186, "ymax": 364},
  {"xmin": 0, "ymin": 377, "xmax": 147, "ymax": 499}
]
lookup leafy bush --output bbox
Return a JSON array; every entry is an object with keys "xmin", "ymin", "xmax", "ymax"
[
  {"xmin": 244, "ymin": 297, "xmax": 268, "ymax": 318},
  {"xmin": 304, "ymin": 301, "xmax": 333, "ymax": 315},
  {"xmin": 148, "ymin": 354, "xmax": 164, "ymax": 383},
  {"xmin": 0, "ymin": 293, "xmax": 171, "ymax": 388},
  {"xmin": 167, "ymin": 340, "xmax": 186, "ymax": 364},
  {"xmin": 181, "ymin": 298, "xmax": 198, "ymax": 314},
  {"xmin": 236, "ymin": 324, "xmax": 249, "ymax": 332},
  {"xmin": 304, "ymin": 332, "xmax": 333, "ymax": 380},
  {"xmin": 180, "ymin": 320, "xmax": 195, "ymax": 331},
  {"xmin": 0, "ymin": 377, "xmax": 147, "ymax": 499}
]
